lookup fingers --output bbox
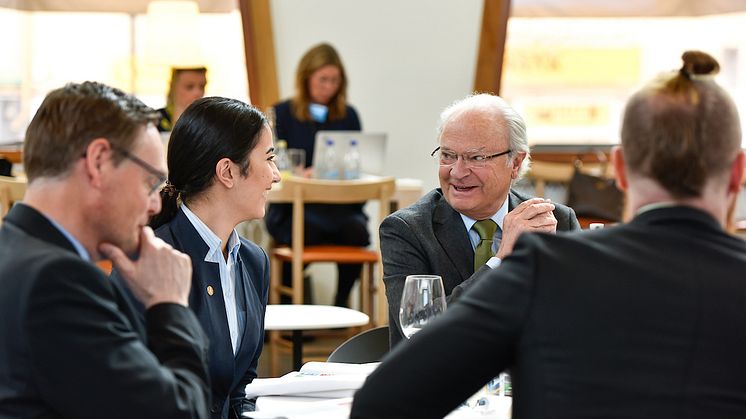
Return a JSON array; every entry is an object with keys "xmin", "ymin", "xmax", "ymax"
[
  {"xmin": 506, "ymin": 199, "xmax": 555, "ymax": 224},
  {"xmin": 99, "ymin": 242, "xmax": 133, "ymax": 274},
  {"xmin": 133, "ymin": 228, "xmax": 192, "ymax": 308},
  {"xmin": 498, "ymin": 199, "xmax": 558, "ymax": 259},
  {"xmin": 504, "ymin": 199, "xmax": 558, "ymax": 233},
  {"xmin": 101, "ymin": 226, "xmax": 191, "ymax": 308},
  {"xmin": 510, "ymin": 198, "xmax": 555, "ymax": 218},
  {"xmin": 138, "ymin": 226, "xmax": 157, "ymax": 250}
]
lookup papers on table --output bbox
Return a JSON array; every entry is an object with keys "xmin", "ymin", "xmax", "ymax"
[
  {"xmin": 244, "ymin": 361, "xmax": 512, "ymax": 419},
  {"xmin": 243, "ymin": 362, "xmax": 379, "ymax": 419},
  {"xmin": 244, "ymin": 397, "xmax": 352, "ymax": 419},
  {"xmin": 245, "ymin": 361, "xmax": 379, "ymax": 399},
  {"xmin": 448, "ymin": 395, "xmax": 512, "ymax": 419}
]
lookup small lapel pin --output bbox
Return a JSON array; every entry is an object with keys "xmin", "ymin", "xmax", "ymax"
[{"xmin": 207, "ymin": 285, "xmax": 214, "ymax": 296}]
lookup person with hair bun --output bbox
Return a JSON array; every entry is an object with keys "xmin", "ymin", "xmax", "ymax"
[
  {"xmin": 352, "ymin": 50, "xmax": 746, "ymax": 418},
  {"xmin": 113, "ymin": 97, "xmax": 281, "ymax": 419}
]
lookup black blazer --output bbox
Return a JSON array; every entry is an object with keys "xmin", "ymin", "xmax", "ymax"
[
  {"xmin": 0, "ymin": 203, "xmax": 210, "ymax": 419},
  {"xmin": 353, "ymin": 206, "xmax": 746, "ymax": 418},
  {"xmin": 113, "ymin": 209, "xmax": 269, "ymax": 419},
  {"xmin": 381, "ymin": 188, "xmax": 581, "ymax": 346}
]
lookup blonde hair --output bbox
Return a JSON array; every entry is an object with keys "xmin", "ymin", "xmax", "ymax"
[
  {"xmin": 165, "ymin": 67, "xmax": 207, "ymax": 109},
  {"xmin": 291, "ymin": 43, "xmax": 348, "ymax": 122}
]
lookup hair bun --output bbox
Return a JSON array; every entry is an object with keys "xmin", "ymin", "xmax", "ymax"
[{"xmin": 680, "ymin": 50, "xmax": 719, "ymax": 78}]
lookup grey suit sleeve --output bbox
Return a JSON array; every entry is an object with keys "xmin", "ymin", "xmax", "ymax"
[
  {"xmin": 447, "ymin": 265, "xmax": 492, "ymax": 303},
  {"xmin": 380, "ymin": 214, "xmax": 440, "ymax": 348},
  {"xmin": 557, "ymin": 204, "xmax": 582, "ymax": 231}
]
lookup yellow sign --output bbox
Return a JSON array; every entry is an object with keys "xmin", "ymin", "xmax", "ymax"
[
  {"xmin": 525, "ymin": 104, "xmax": 610, "ymax": 126},
  {"xmin": 504, "ymin": 47, "xmax": 641, "ymax": 86}
]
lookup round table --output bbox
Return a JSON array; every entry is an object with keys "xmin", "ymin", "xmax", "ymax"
[{"xmin": 264, "ymin": 305, "xmax": 370, "ymax": 371}]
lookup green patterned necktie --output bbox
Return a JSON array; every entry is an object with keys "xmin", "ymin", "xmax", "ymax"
[{"xmin": 473, "ymin": 219, "xmax": 498, "ymax": 271}]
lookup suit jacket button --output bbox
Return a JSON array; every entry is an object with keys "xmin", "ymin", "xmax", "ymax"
[{"xmin": 210, "ymin": 404, "xmax": 220, "ymax": 413}]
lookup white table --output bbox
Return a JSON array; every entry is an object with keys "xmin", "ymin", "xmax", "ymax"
[{"xmin": 264, "ymin": 305, "xmax": 369, "ymax": 371}]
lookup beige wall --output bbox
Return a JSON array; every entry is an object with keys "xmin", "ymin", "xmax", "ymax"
[{"xmin": 270, "ymin": 0, "xmax": 483, "ymax": 194}]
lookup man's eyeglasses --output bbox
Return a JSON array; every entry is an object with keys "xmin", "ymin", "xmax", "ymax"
[
  {"xmin": 431, "ymin": 147, "xmax": 512, "ymax": 169},
  {"xmin": 112, "ymin": 146, "xmax": 167, "ymax": 195}
]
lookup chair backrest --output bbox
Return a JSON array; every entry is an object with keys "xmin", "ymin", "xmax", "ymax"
[
  {"xmin": 528, "ymin": 161, "xmax": 613, "ymax": 197},
  {"xmin": 327, "ymin": 325, "xmax": 389, "ymax": 363},
  {"xmin": 281, "ymin": 176, "xmax": 396, "ymax": 256},
  {"xmin": 0, "ymin": 175, "xmax": 26, "ymax": 222}
]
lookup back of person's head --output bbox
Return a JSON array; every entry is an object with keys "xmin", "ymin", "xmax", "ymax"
[
  {"xmin": 622, "ymin": 51, "xmax": 742, "ymax": 198},
  {"xmin": 166, "ymin": 66, "xmax": 208, "ymax": 108},
  {"xmin": 292, "ymin": 42, "xmax": 348, "ymax": 121},
  {"xmin": 437, "ymin": 93, "xmax": 531, "ymax": 180},
  {"xmin": 150, "ymin": 96, "xmax": 268, "ymax": 228},
  {"xmin": 24, "ymin": 81, "xmax": 158, "ymax": 182}
]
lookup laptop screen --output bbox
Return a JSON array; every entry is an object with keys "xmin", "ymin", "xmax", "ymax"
[{"xmin": 313, "ymin": 131, "xmax": 387, "ymax": 175}]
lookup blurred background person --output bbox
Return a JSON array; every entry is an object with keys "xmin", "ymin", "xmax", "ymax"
[
  {"xmin": 113, "ymin": 97, "xmax": 280, "ymax": 419},
  {"xmin": 352, "ymin": 50, "xmax": 746, "ymax": 418},
  {"xmin": 266, "ymin": 42, "xmax": 367, "ymax": 307},
  {"xmin": 157, "ymin": 66, "xmax": 207, "ymax": 132}
]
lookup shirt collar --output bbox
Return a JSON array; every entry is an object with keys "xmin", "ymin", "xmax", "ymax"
[
  {"xmin": 459, "ymin": 195, "xmax": 509, "ymax": 232},
  {"xmin": 635, "ymin": 201, "xmax": 680, "ymax": 216},
  {"xmin": 180, "ymin": 204, "xmax": 241, "ymax": 263},
  {"xmin": 44, "ymin": 215, "xmax": 91, "ymax": 261}
]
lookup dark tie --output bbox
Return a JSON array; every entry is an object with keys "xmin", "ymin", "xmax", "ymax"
[{"xmin": 473, "ymin": 219, "xmax": 498, "ymax": 270}]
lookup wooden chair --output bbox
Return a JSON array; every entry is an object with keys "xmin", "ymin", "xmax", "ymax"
[
  {"xmin": 268, "ymin": 176, "xmax": 395, "ymax": 374},
  {"xmin": 0, "ymin": 175, "xmax": 26, "ymax": 224},
  {"xmin": 527, "ymin": 160, "xmax": 620, "ymax": 228},
  {"xmin": 269, "ymin": 176, "xmax": 395, "ymax": 315}
]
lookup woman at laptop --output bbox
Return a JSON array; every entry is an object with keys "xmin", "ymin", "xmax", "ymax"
[
  {"xmin": 112, "ymin": 97, "xmax": 280, "ymax": 419},
  {"xmin": 266, "ymin": 42, "xmax": 368, "ymax": 307}
]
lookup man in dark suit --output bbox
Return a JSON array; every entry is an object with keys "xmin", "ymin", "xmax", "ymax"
[
  {"xmin": 0, "ymin": 82, "xmax": 210, "ymax": 419},
  {"xmin": 353, "ymin": 51, "xmax": 746, "ymax": 418},
  {"xmin": 382, "ymin": 93, "xmax": 580, "ymax": 346}
]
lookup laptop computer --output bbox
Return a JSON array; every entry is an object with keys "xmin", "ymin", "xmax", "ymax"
[{"xmin": 313, "ymin": 131, "xmax": 387, "ymax": 175}]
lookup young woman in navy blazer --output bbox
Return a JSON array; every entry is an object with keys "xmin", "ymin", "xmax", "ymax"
[{"xmin": 113, "ymin": 96, "xmax": 280, "ymax": 419}]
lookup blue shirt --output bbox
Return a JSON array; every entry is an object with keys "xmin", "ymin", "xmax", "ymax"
[{"xmin": 45, "ymin": 215, "xmax": 91, "ymax": 261}]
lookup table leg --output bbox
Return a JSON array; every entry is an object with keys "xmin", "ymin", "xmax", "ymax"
[{"xmin": 292, "ymin": 330, "xmax": 303, "ymax": 371}]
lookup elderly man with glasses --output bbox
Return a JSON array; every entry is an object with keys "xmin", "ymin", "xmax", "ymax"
[
  {"xmin": 0, "ymin": 81, "xmax": 210, "ymax": 418},
  {"xmin": 382, "ymin": 93, "xmax": 580, "ymax": 347}
]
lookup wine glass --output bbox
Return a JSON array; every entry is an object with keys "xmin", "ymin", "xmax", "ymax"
[{"xmin": 399, "ymin": 275, "xmax": 447, "ymax": 339}]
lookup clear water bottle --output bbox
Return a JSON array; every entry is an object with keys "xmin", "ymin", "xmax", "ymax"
[
  {"xmin": 318, "ymin": 138, "xmax": 339, "ymax": 180},
  {"xmin": 275, "ymin": 139, "xmax": 290, "ymax": 180},
  {"xmin": 343, "ymin": 139, "xmax": 361, "ymax": 180}
]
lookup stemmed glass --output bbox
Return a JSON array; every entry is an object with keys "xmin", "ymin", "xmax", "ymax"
[{"xmin": 399, "ymin": 275, "xmax": 447, "ymax": 339}]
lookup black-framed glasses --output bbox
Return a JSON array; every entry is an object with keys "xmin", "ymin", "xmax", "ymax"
[
  {"xmin": 112, "ymin": 146, "xmax": 167, "ymax": 195},
  {"xmin": 430, "ymin": 147, "xmax": 512, "ymax": 169}
]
